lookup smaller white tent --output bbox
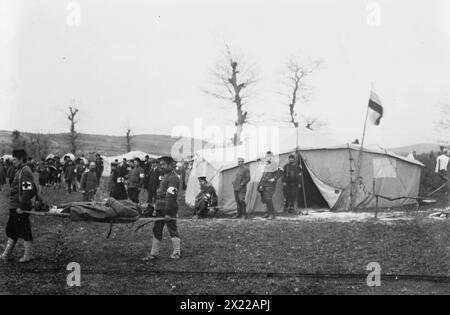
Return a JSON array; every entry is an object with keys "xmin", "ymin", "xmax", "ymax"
[
  {"xmin": 61, "ymin": 153, "xmax": 76, "ymax": 162},
  {"xmin": 102, "ymin": 151, "xmax": 160, "ymax": 176}
]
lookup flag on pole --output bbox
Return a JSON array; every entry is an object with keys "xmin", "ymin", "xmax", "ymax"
[{"xmin": 368, "ymin": 89, "xmax": 383, "ymax": 125}]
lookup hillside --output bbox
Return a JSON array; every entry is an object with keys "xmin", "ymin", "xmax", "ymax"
[
  {"xmin": 0, "ymin": 130, "xmax": 207, "ymax": 158},
  {"xmin": 389, "ymin": 143, "xmax": 442, "ymax": 155}
]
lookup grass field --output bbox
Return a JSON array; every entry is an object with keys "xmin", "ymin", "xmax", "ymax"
[{"xmin": 1, "ymin": 178, "xmax": 450, "ymax": 295}]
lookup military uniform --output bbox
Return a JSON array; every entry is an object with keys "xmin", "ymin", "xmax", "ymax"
[
  {"xmin": 194, "ymin": 182, "xmax": 218, "ymax": 218},
  {"xmin": 146, "ymin": 166, "xmax": 162, "ymax": 205},
  {"xmin": 2, "ymin": 149, "xmax": 37, "ymax": 263},
  {"xmin": 232, "ymin": 164, "xmax": 250, "ymax": 217},
  {"xmin": 110, "ymin": 167, "xmax": 128, "ymax": 200},
  {"xmin": 64, "ymin": 163, "xmax": 77, "ymax": 193},
  {"xmin": 258, "ymin": 163, "xmax": 282, "ymax": 218},
  {"xmin": 282, "ymin": 162, "xmax": 302, "ymax": 212},
  {"xmin": 7, "ymin": 165, "xmax": 35, "ymax": 242},
  {"xmin": 80, "ymin": 170, "xmax": 98, "ymax": 201},
  {"xmin": 145, "ymin": 162, "xmax": 181, "ymax": 260},
  {"xmin": 127, "ymin": 166, "xmax": 145, "ymax": 203}
]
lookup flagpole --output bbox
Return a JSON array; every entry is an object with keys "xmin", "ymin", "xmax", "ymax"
[{"xmin": 351, "ymin": 96, "xmax": 370, "ymax": 210}]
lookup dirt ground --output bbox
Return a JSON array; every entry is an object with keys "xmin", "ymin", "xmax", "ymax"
[{"xmin": 1, "ymin": 179, "xmax": 450, "ymax": 295}]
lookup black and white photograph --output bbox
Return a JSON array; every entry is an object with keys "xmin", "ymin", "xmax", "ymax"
[{"xmin": 1, "ymin": 0, "xmax": 450, "ymax": 299}]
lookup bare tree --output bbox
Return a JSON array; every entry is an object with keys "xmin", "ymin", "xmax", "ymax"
[
  {"xmin": 11, "ymin": 130, "xmax": 27, "ymax": 149},
  {"xmin": 28, "ymin": 134, "xmax": 50, "ymax": 159},
  {"xmin": 126, "ymin": 128, "xmax": 133, "ymax": 152},
  {"xmin": 67, "ymin": 106, "xmax": 79, "ymax": 154},
  {"xmin": 205, "ymin": 45, "xmax": 258, "ymax": 145},
  {"xmin": 281, "ymin": 57, "xmax": 323, "ymax": 129}
]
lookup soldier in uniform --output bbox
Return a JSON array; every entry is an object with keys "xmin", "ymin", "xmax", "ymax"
[
  {"xmin": 80, "ymin": 162, "xmax": 99, "ymax": 201},
  {"xmin": 64, "ymin": 159, "xmax": 77, "ymax": 194},
  {"xmin": 127, "ymin": 158, "xmax": 145, "ymax": 203},
  {"xmin": 194, "ymin": 176, "xmax": 218, "ymax": 218},
  {"xmin": 144, "ymin": 159, "xmax": 162, "ymax": 216},
  {"xmin": 232, "ymin": 157, "xmax": 250, "ymax": 219},
  {"xmin": 258, "ymin": 151, "xmax": 282, "ymax": 220},
  {"xmin": 1, "ymin": 149, "xmax": 37, "ymax": 263},
  {"xmin": 0, "ymin": 158, "xmax": 6, "ymax": 191},
  {"xmin": 282, "ymin": 155, "xmax": 302, "ymax": 213},
  {"xmin": 109, "ymin": 162, "xmax": 128, "ymax": 200},
  {"xmin": 143, "ymin": 156, "xmax": 181, "ymax": 260},
  {"xmin": 94, "ymin": 154, "xmax": 104, "ymax": 182}
]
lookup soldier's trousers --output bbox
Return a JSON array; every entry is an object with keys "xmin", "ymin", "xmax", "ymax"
[
  {"xmin": 234, "ymin": 190, "xmax": 247, "ymax": 216},
  {"xmin": 82, "ymin": 191, "xmax": 95, "ymax": 202},
  {"xmin": 147, "ymin": 189, "xmax": 156, "ymax": 204},
  {"xmin": 261, "ymin": 189, "xmax": 275, "ymax": 214},
  {"xmin": 195, "ymin": 200, "xmax": 209, "ymax": 217},
  {"xmin": 67, "ymin": 179, "xmax": 77, "ymax": 193},
  {"xmin": 285, "ymin": 183, "xmax": 299, "ymax": 209},
  {"xmin": 128, "ymin": 187, "xmax": 139, "ymax": 203},
  {"xmin": 153, "ymin": 211, "xmax": 179, "ymax": 241},
  {"xmin": 6, "ymin": 209, "xmax": 32, "ymax": 242}
]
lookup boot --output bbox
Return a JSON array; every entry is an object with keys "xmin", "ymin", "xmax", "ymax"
[
  {"xmin": 19, "ymin": 241, "xmax": 34, "ymax": 263},
  {"xmin": 142, "ymin": 237, "xmax": 160, "ymax": 261},
  {"xmin": 170, "ymin": 237, "xmax": 181, "ymax": 259},
  {"xmin": 1, "ymin": 239, "xmax": 16, "ymax": 261},
  {"xmin": 241, "ymin": 202, "xmax": 248, "ymax": 219}
]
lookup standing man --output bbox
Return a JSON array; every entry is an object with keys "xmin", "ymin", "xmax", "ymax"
[
  {"xmin": 127, "ymin": 158, "xmax": 145, "ymax": 203},
  {"xmin": 1, "ymin": 148, "xmax": 37, "ymax": 263},
  {"xmin": 94, "ymin": 153, "xmax": 104, "ymax": 182},
  {"xmin": 120, "ymin": 158, "xmax": 130, "ymax": 180},
  {"xmin": 232, "ymin": 157, "xmax": 250, "ymax": 219},
  {"xmin": 435, "ymin": 150, "xmax": 450, "ymax": 181},
  {"xmin": 146, "ymin": 159, "xmax": 162, "ymax": 215},
  {"xmin": 64, "ymin": 160, "xmax": 77, "ymax": 194},
  {"xmin": 143, "ymin": 155, "xmax": 151, "ymax": 186},
  {"xmin": 258, "ymin": 151, "xmax": 282, "ymax": 220},
  {"xmin": 110, "ymin": 161, "xmax": 128, "ymax": 200},
  {"xmin": 79, "ymin": 162, "xmax": 99, "ymax": 201},
  {"xmin": 282, "ymin": 155, "xmax": 302, "ymax": 213},
  {"xmin": 0, "ymin": 158, "xmax": 6, "ymax": 191},
  {"xmin": 143, "ymin": 156, "xmax": 181, "ymax": 261},
  {"xmin": 75, "ymin": 158, "xmax": 86, "ymax": 190}
]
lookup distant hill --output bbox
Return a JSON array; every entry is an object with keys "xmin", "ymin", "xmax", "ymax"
[
  {"xmin": 0, "ymin": 130, "xmax": 208, "ymax": 159},
  {"xmin": 389, "ymin": 143, "xmax": 442, "ymax": 155}
]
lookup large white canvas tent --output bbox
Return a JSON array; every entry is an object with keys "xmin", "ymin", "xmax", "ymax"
[
  {"xmin": 102, "ymin": 151, "xmax": 160, "ymax": 176},
  {"xmin": 185, "ymin": 129, "xmax": 424, "ymax": 213}
]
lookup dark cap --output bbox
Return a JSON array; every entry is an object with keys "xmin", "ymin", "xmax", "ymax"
[
  {"xmin": 158, "ymin": 156, "xmax": 175, "ymax": 164},
  {"xmin": 12, "ymin": 149, "xmax": 27, "ymax": 160},
  {"xmin": 198, "ymin": 176, "xmax": 207, "ymax": 181}
]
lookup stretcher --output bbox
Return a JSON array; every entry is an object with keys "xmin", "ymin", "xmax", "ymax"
[{"xmin": 24, "ymin": 198, "xmax": 173, "ymax": 238}]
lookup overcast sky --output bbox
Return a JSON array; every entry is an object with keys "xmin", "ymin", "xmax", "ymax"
[{"xmin": 1, "ymin": 0, "xmax": 449, "ymax": 148}]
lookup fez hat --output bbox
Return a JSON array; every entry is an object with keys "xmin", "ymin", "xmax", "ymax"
[
  {"xmin": 158, "ymin": 156, "xmax": 175, "ymax": 164},
  {"xmin": 12, "ymin": 149, "xmax": 27, "ymax": 160}
]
